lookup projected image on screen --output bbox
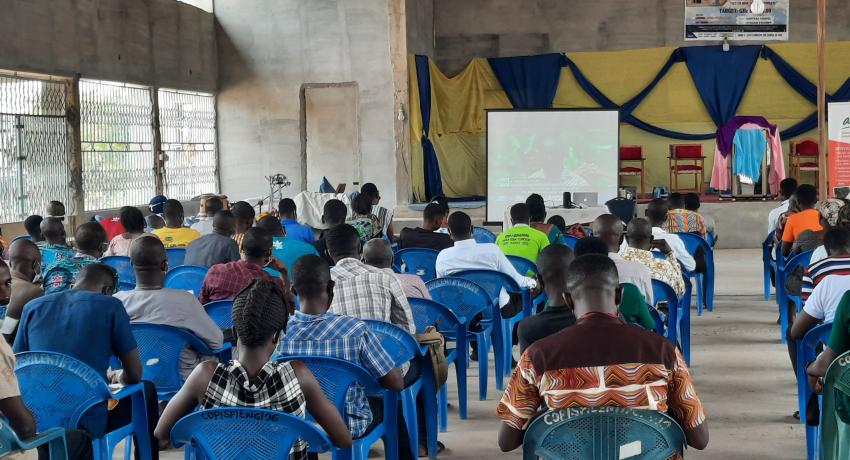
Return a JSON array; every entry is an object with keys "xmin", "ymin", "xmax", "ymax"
[{"xmin": 486, "ymin": 110, "xmax": 619, "ymax": 222}]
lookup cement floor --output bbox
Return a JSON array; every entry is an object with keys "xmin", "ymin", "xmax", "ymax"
[{"xmin": 152, "ymin": 248, "xmax": 806, "ymax": 459}]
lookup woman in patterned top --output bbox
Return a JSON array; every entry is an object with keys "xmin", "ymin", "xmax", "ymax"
[{"xmin": 154, "ymin": 278, "xmax": 352, "ymax": 458}]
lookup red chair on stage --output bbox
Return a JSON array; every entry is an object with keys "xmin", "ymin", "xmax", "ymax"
[
  {"xmin": 790, "ymin": 139, "xmax": 819, "ymax": 185},
  {"xmin": 668, "ymin": 144, "xmax": 705, "ymax": 193},
  {"xmin": 618, "ymin": 145, "xmax": 646, "ymax": 194}
]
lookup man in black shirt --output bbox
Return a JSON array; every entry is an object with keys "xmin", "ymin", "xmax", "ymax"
[
  {"xmin": 313, "ymin": 199, "xmax": 348, "ymax": 265},
  {"xmin": 516, "ymin": 243, "xmax": 577, "ymax": 352},
  {"xmin": 397, "ymin": 202, "xmax": 453, "ymax": 251}
]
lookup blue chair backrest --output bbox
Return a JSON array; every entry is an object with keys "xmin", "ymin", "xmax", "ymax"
[
  {"xmin": 0, "ymin": 306, "xmax": 6, "ymax": 320},
  {"xmin": 647, "ymin": 305, "xmax": 665, "ymax": 334},
  {"xmin": 165, "ymin": 247, "xmax": 187, "ymax": 268},
  {"xmin": 170, "ymin": 407, "xmax": 331, "ymax": 460},
  {"xmin": 14, "ymin": 352, "xmax": 113, "ymax": 431},
  {"xmin": 507, "ymin": 255, "xmax": 538, "ymax": 278},
  {"xmin": 800, "ymin": 322, "xmax": 833, "ymax": 386},
  {"xmin": 472, "ymin": 226, "xmax": 496, "ymax": 244},
  {"xmin": 204, "ymin": 300, "xmax": 234, "ymax": 330},
  {"xmin": 557, "ymin": 234, "xmax": 579, "ymax": 248},
  {"xmin": 762, "ymin": 230, "xmax": 775, "ymax": 261},
  {"xmin": 453, "ymin": 269, "xmax": 523, "ymax": 306},
  {"xmin": 280, "ymin": 356, "xmax": 385, "ymax": 413},
  {"xmin": 130, "ymin": 323, "xmax": 219, "ymax": 396},
  {"xmin": 164, "ymin": 265, "xmax": 208, "ymax": 296},
  {"xmin": 408, "ymin": 297, "xmax": 461, "ymax": 335},
  {"xmin": 522, "ymin": 407, "xmax": 686, "ymax": 460},
  {"xmin": 651, "ymin": 279, "xmax": 679, "ymax": 307},
  {"xmin": 100, "ymin": 255, "xmax": 136, "ymax": 286},
  {"xmin": 785, "ymin": 250, "xmax": 814, "ymax": 274},
  {"xmin": 676, "ymin": 232, "xmax": 712, "ymax": 261},
  {"xmin": 394, "ymin": 248, "xmax": 439, "ymax": 282},
  {"xmin": 363, "ymin": 319, "xmax": 419, "ymax": 368},
  {"xmin": 426, "ymin": 277, "xmax": 492, "ymax": 323}
]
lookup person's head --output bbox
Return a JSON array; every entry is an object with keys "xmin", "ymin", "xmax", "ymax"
[
  {"xmin": 780, "ymin": 178, "xmax": 799, "ymax": 200},
  {"xmin": 536, "ymin": 244, "xmax": 574, "ymax": 303},
  {"xmin": 645, "ymin": 198, "xmax": 669, "ymax": 227},
  {"xmin": 212, "ymin": 210, "xmax": 236, "ymax": 237},
  {"xmin": 547, "ymin": 215, "xmax": 567, "ymax": 233},
  {"xmin": 362, "ymin": 239, "xmax": 393, "ymax": 269},
  {"xmin": 684, "ymin": 193, "xmax": 701, "ymax": 212},
  {"xmin": 119, "ymin": 206, "xmax": 146, "ymax": 234},
  {"xmin": 8, "ymin": 239, "xmax": 41, "ymax": 281},
  {"xmin": 509, "ymin": 203, "xmax": 531, "ymax": 226},
  {"xmin": 241, "ymin": 227, "xmax": 273, "ymax": 264},
  {"xmin": 625, "ymin": 217, "xmax": 653, "ymax": 251},
  {"xmin": 75, "ymin": 221, "xmax": 108, "ymax": 258},
  {"xmin": 24, "ymin": 215, "xmax": 44, "ymax": 241},
  {"xmin": 574, "ymin": 236, "xmax": 610, "ymax": 257},
  {"xmin": 824, "ymin": 227, "xmax": 850, "ymax": 256},
  {"xmin": 40, "ymin": 217, "xmax": 66, "ymax": 245},
  {"xmin": 232, "ymin": 278, "xmax": 289, "ymax": 353},
  {"xmin": 204, "ymin": 196, "xmax": 224, "ymax": 218},
  {"xmin": 0, "ymin": 259, "xmax": 11, "ymax": 306},
  {"xmin": 73, "ymin": 263, "xmax": 119, "ymax": 295},
  {"xmin": 278, "ymin": 198, "xmax": 297, "ymax": 220},
  {"xmin": 525, "ymin": 193, "xmax": 546, "ymax": 223},
  {"xmin": 46, "ymin": 201, "xmax": 65, "ymax": 220},
  {"xmin": 292, "ymin": 254, "xmax": 334, "ymax": 313},
  {"xmin": 667, "ymin": 193, "xmax": 685, "ymax": 210},
  {"xmin": 836, "ymin": 204, "xmax": 850, "ymax": 230},
  {"xmin": 422, "ymin": 202, "xmax": 448, "ymax": 231},
  {"xmin": 431, "ymin": 196, "xmax": 449, "ymax": 216},
  {"xmin": 321, "ymin": 199, "xmax": 348, "ymax": 227},
  {"xmin": 146, "ymin": 214, "xmax": 165, "ymax": 230},
  {"xmin": 149, "ymin": 195, "xmax": 167, "ymax": 215},
  {"xmin": 361, "ymin": 183, "xmax": 381, "ymax": 205},
  {"xmin": 161, "ymin": 199, "xmax": 185, "ymax": 228},
  {"xmin": 325, "ymin": 224, "xmax": 362, "ymax": 262},
  {"xmin": 794, "ymin": 184, "xmax": 819, "ymax": 209},
  {"xmin": 351, "ymin": 194, "xmax": 372, "ymax": 216},
  {"xmin": 231, "ymin": 201, "xmax": 256, "ymax": 233},
  {"xmin": 564, "ymin": 254, "xmax": 622, "ymax": 316},
  {"xmin": 257, "ymin": 215, "xmax": 285, "ymax": 237},
  {"xmin": 591, "ymin": 214, "xmax": 625, "ymax": 253},
  {"xmin": 447, "ymin": 211, "xmax": 473, "ymax": 241},
  {"xmin": 817, "ymin": 199, "xmax": 846, "ymax": 228},
  {"xmin": 129, "ymin": 236, "xmax": 168, "ymax": 286}
]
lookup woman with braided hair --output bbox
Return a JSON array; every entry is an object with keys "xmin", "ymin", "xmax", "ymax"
[{"xmin": 154, "ymin": 278, "xmax": 352, "ymax": 458}]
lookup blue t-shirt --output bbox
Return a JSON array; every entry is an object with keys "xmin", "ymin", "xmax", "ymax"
[
  {"xmin": 281, "ymin": 219, "xmax": 315, "ymax": 243},
  {"xmin": 271, "ymin": 237, "xmax": 320, "ymax": 278}
]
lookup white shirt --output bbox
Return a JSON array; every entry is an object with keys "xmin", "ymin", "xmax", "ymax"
[
  {"xmin": 436, "ymin": 238, "xmax": 536, "ymax": 306},
  {"xmin": 191, "ymin": 218, "xmax": 214, "ymax": 235},
  {"xmin": 810, "ymin": 245, "xmax": 828, "ymax": 266},
  {"xmin": 651, "ymin": 227, "xmax": 696, "ymax": 272},
  {"xmin": 609, "ymin": 252, "xmax": 654, "ymax": 304},
  {"xmin": 803, "ymin": 274, "xmax": 850, "ymax": 322},
  {"xmin": 768, "ymin": 199, "xmax": 790, "ymax": 235}
]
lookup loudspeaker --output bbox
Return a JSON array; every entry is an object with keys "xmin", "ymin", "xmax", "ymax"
[{"xmin": 563, "ymin": 192, "xmax": 572, "ymax": 209}]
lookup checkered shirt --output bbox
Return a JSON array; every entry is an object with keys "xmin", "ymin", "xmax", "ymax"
[
  {"xmin": 329, "ymin": 258, "xmax": 415, "ymax": 334},
  {"xmin": 199, "ymin": 260, "xmax": 285, "ymax": 304}
]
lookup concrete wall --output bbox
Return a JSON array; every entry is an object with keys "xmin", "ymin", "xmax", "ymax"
[
  {"xmin": 406, "ymin": 0, "xmax": 434, "ymax": 56},
  {"xmin": 0, "ymin": 0, "xmax": 217, "ymax": 92},
  {"xmin": 215, "ymin": 0, "xmax": 399, "ymax": 207},
  {"xmin": 433, "ymin": 0, "xmax": 850, "ymax": 74}
]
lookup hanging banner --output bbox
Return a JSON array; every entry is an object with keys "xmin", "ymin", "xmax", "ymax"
[
  {"xmin": 828, "ymin": 103, "xmax": 850, "ymax": 199},
  {"xmin": 685, "ymin": 0, "xmax": 789, "ymax": 41}
]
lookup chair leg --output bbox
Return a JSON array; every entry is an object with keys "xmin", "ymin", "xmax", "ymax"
[
  {"xmin": 401, "ymin": 388, "xmax": 419, "ymax": 460},
  {"xmin": 477, "ymin": 332, "xmax": 489, "ymax": 401},
  {"xmin": 439, "ymin": 385, "xmax": 448, "ymax": 432},
  {"xmin": 49, "ymin": 435, "xmax": 69, "ymax": 460},
  {"xmin": 456, "ymin": 347, "xmax": 467, "ymax": 420}
]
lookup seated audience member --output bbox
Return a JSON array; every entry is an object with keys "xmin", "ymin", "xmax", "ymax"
[
  {"xmin": 801, "ymin": 227, "xmax": 850, "ymax": 301},
  {"xmin": 277, "ymin": 256, "xmax": 404, "ymax": 442},
  {"xmin": 546, "ymin": 215, "xmax": 567, "ymax": 235},
  {"xmin": 39, "ymin": 217, "xmax": 74, "ymax": 264},
  {"xmin": 430, "ymin": 196, "xmax": 451, "ymax": 234},
  {"xmin": 621, "ymin": 218, "xmax": 686, "ymax": 296},
  {"xmin": 190, "ymin": 196, "xmax": 224, "ymax": 235},
  {"xmin": 278, "ymin": 198, "xmax": 315, "ymax": 244},
  {"xmin": 361, "ymin": 182, "xmax": 395, "ymax": 239},
  {"xmin": 43, "ymin": 222, "xmax": 107, "ymax": 295},
  {"xmin": 792, "ymin": 198, "xmax": 844, "ymax": 255},
  {"xmin": 397, "ymin": 202, "xmax": 453, "ymax": 251},
  {"xmin": 781, "ymin": 184, "xmax": 822, "ymax": 256},
  {"xmin": 363, "ymin": 239, "xmax": 430, "ymax": 299},
  {"xmin": 0, "ymin": 258, "xmax": 11, "ymax": 314},
  {"xmin": 46, "ymin": 200, "xmax": 66, "ymax": 221},
  {"xmin": 229, "ymin": 201, "xmax": 256, "ymax": 248},
  {"xmin": 105, "ymin": 206, "xmax": 155, "ymax": 257},
  {"xmin": 154, "ymin": 278, "xmax": 352, "ymax": 456},
  {"xmin": 347, "ymin": 193, "xmax": 381, "ymax": 243},
  {"xmin": 436, "ymin": 211, "xmax": 537, "ymax": 309},
  {"xmin": 516, "ymin": 244, "xmax": 576, "ymax": 353},
  {"xmin": 148, "ymin": 195, "xmax": 167, "ymax": 216},
  {"xmin": 685, "ymin": 193, "xmax": 716, "ymax": 243},
  {"xmin": 145, "ymin": 214, "xmax": 165, "ymax": 232},
  {"xmin": 592, "ymin": 214, "xmax": 654, "ymax": 303},
  {"xmin": 23, "ymin": 215, "xmax": 45, "ymax": 247},
  {"xmin": 645, "ymin": 198, "xmax": 696, "ymax": 272},
  {"xmin": 325, "ymin": 224, "xmax": 415, "ymax": 333},
  {"xmin": 152, "ymin": 199, "xmax": 200, "ymax": 248},
  {"xmin": 115, "ymin": 236, "xmax": 223, "ymax": 380},
  {"xmin": 769, "ymin": 178, "xmax": 799, "ymax": 234},
  {"xmin": 14, "ymin": 264, "xmax": 159, "ymax": 459},
  {"xmin": 495, "ymin": 254, "xmax": 708, "ymax": 453},
  {"xmin": 526, "ymin": 193, "xmax": 561, "ymax": 243},
  {"xmin": 664, "ymin": 192, "xmax": 707, "ymax": 239},
  {"xmin": 256, "ymin": 215, "xmax": 319, "ymax": 275},
  {"xmin": 199, "ymin": 227, "xmax": 290, "ymax": 305},
  {"xmin": 807, "ymin": 290, "xmax": 850, "ymax": 390},
  {"xmin": 809, "ymin": 204, "xmax": 850, "ymax": 264},
  {"xmin": 1, "ymin": 240, "xmax": 43, "ymax": 343},
  {"xmin": 184, "ymin": 211, "xmax": 241, "ymax": 268},
  {"xmin": 789, "ymin": 265, "xmax": 850, "ymax": 342},
  {"xmin": 496, "ymin": 203, "xmax": 550, "ymax": 263},
  {"xmin": 313, "ymin": 199, "xmax": 349, "ymax": 265}
]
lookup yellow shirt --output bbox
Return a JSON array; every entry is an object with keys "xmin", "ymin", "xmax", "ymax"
[{"xmin": 152, "ymin": 227, "xmax": 201, "ymax": 248}]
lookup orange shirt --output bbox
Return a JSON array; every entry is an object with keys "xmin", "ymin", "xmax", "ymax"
[{"xmin": 782, "ymin": 208, "xmax": 823, "ymax": 243}]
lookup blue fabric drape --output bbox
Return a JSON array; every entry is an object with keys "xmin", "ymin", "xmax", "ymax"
[
  {"xmin": 682, "ymin": 46, "xmax": 762, "ymax": 128},
  {"xmin": 488, "ymin": 54, "xmax": 566, "ymax": 108},
  {"xmin": 415, "ymin": 55, "xmax": 444, "ymax": 200}
]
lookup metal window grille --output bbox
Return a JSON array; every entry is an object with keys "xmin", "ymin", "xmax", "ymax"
[
  {"xmin": 0, "ymin": 74, "xmax": 71, "ymax": 224},
  {"xmin": 158, "ymin": 88, "xmax": 217, "ymax": 200},
  {"xmin": 80, "ymin": 79, "xmax": 156, "ymax": 211}
]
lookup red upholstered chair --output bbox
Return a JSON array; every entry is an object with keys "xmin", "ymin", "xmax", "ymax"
[
  {"xmin": 668, "ymin": 144, "xmax": 705, "ymax": 193},
  {"xmin": 790, "ymin": 139, "xmax": 819, "ymax": 185},
  {"xmin": 618, "ymin": 145, "xmax": 646, "ymax": 194}
]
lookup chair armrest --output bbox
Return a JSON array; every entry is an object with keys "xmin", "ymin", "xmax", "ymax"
[
  {"xmin": 110, "ymin": 382, "xmax": 146, "ymax": 400},
  {"xmin": 211, "ymin": 343, "xmax": 232, "ymax": 355},
  {"xmin": 16, "ymin": 427, "xmax": 66, "ymax": 450}
]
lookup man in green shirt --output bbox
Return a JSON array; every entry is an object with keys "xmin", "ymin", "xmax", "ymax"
[{"xmin": 496, "ymin": 203, "xmax": 550, "ymax": 263}]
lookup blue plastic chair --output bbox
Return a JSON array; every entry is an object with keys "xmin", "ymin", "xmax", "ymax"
[
  {"xmin": 281, "ymin": 355, "xmax": 400, "ymax": 460},
  {"xmin": 130, "ymin": 323, "xmax": 232, "ymax": 401},
  {"xmin": 676, "ymin": 232, "xmax": 715, "ymax": 315},
  {"xmin": 651, "ymin": 280, "xmax": 682, "ymax": 351},
  {"xmin": 472, "ymin": 226, "xmax": 496, "ymax": 244},
  {"xmin": 777, "ymin": 250, "xmax": 813, "ymax": 343},
  {"xmin": 647, "ymin": 305, "xmax": 665, "ymax": 334},
  {"xmin": 0, "ymin": 415, "xmax": 68, "ymax": 460},
  {"xmin": 394, "ymin": 248, "xmax": 439, "ymax": 282},
  {"xmin": 426, "ymin": 277, "xmax": 493, "ymax": 402},
  {"xmin": 14, "ymin": 351, "xmax": 152, "ymax": 460},
  {"xmin": 762, "ymin": 230, "xmax": 777, "ymax": 300},
  {"xmin": 557, "ymin": 234, "xmax": 579, "ymax": 248},
  {"xmin": 0, "ymin": 306, "xmax": 6, "ymax": 320},
  {"xmin": 164, "ymin": 265, "xmax": 208, "ymax": 297},
  {"xmin": 203, "ymin": 300, "xmax": 234, "ymax": 330},
  {"xmin": 522, "ymin": 407, "xmax": 686, "ymax": 460},
  {"xmin": 170, "ymin": 407, "xmax": 331, "ymax": 460},
  {"xmin": 165, "ymin": 247, "xmax": 187, "ymax": 268},
  {"xmin": 100, "ymin": 256, "xmax": 136, "ymax": 291},
  {"xmin": 795, "ymin": 322, "xmax": 832, "ymax": 460},
  {"xmin": 506, "ymin": 256, "xmax": 547, "ymax": 310}
]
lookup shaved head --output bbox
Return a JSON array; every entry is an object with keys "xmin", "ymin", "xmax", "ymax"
[
  {"xmin": 8, "ymin": 239, "xmax": 41, "ymax": 278},
  {"xmin": 537, "ymin": 244, "xmax": 574, "ymax": 295},
  {"xmin": 40, "ymin": 217, "xmax": 66, "ymax": 245},
  {"xmin": 626, "ymin": 218, "xmax": 653, "ymax": 250},
  {"xmin": 74, "ymin": 263, "xmax": 118, "ymax": 294},
  {"xmin": 212, "ymin": 210, "xmax": 236, "ymax": 236},
  {"xmin": 362, "ymin": 239, "xmax": 394, "ymax": 269},
  {"xmin": 565, "ymin": 254, "xmax": 621, "ymax": 316},
  {"xmin": 130, "ymin": 236, "xmax": 167, "ymax": 269},
  {"xmin": 591, "ymin": 214, "xmax": 625, "ymax": 253}
]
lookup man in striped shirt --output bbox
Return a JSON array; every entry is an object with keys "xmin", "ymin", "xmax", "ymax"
[{"xmin": 801, "ymin": 227, "xmax": 850, "ymax": 301}]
